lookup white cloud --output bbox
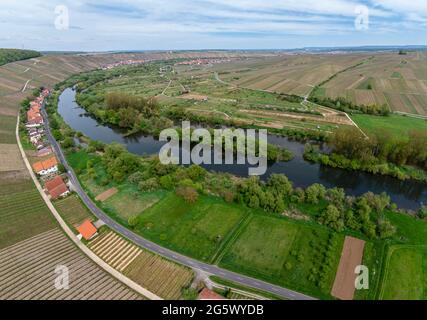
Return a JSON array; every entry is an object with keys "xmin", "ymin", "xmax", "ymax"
[{"xmin": 0, "ymin": 0, "xmax": 425, "ymax": 50}]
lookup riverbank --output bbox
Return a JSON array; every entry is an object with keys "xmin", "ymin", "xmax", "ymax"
[{"xmin": 304, "ymin": 145, "xmax": 427, "ymax": 184}]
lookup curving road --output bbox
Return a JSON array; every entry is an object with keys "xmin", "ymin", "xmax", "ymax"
[{"xmin": 41, "ymin": 106, "xmax": 315, "ymax": 301}]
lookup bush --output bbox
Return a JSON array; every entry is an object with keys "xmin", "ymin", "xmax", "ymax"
[
  {"xmin": 138, "ymin": 178, "xmax": 159, "ymax": 192},
  {"xmin": 176, "ymin": 186, "xmax": 198, "ymax": 203},
  {"xmin": 159, "ymin": 175, "xmax": 175, "ymax": 190},
  {"xmin": 417, "ymin": 205, "xmax": 427, "ymax": 220},
  {"xmin": 128, "ymin": 215, "xmax": 139, "ymax": 229}
]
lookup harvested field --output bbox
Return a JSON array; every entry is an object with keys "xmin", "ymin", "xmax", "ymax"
[
  {"xmin": 239, "ymin": 109, "xmax": 352, "ymax": 126},
  {"xmin": 95, "ymin": 187, "xmax": 118, "ymax": 202},
  {"xmin": 0, "ymin": 144, "xmax": 25, "ymax": 172},
  {"xmin": 90, "ymin": 231, "xmax": 193, "ymax": 299},
  {"xmin": 331, "ymin": 236, "xmax": 366, "ymax": 300},
  {"xmin": 0, "ymin": 229, "xmax": 143, "ymax": 300},
  {"xmin": 320, "ymin": 52, "xmax": 427, "ymax": 115}
]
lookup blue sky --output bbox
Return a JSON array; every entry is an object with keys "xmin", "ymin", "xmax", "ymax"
[{"xmin": 1, "ymin": 0, "xmax": 427, "ymax": 51}]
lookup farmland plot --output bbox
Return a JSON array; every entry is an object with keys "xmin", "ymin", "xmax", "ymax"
[
  {"xmin": 0, "ymin": 181, "xmax": 56, "ymax": 249},
  {"xmin": 0, "ymin": 144, "xmax": 26, "ymax": 172},
  {"xmin": 90, "ymin": 231, "xmax": 193, "ymax": 299},
  {"xmin": 219, "ymin": 214, "xmax": 344, "ymax": 299},
  {"xmin": 380, "ymin": 246, "xmax": 427, "ymax": 300},
  {"xmin": 137, "ymin": 193, "xmax": 247, "ymax": 262},
  {"xmin": 55, "ymin": 195, "xmax": 94, "ymax": 228},
  {"xmin": 319, "ymin": 52, "xmax": 427, "ymax": 115},
  {"xmin": 0, "ymin": 229, "xmax": 142, "ymax": 300},
  {"xmin": 0, "ymin": 114, "xmax": 17, "ymax": 144}
]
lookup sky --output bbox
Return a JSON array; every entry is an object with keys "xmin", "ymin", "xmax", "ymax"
[{"xmin": 1, "ymin": 0, "xmax": 427, "ymax": 51}]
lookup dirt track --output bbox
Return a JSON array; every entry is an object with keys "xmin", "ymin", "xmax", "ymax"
[
  {"xmin": 331, "ymin": 236, "xmax": 365, "ymax": 300},
  {"xmin": 95, "ymin": 187, "xmax": 118, "ymax": 202}
]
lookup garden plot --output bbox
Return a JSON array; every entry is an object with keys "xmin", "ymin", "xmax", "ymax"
[{"xmin": 90, "ymin": 230, "xmax": 194, "ymax": 300}]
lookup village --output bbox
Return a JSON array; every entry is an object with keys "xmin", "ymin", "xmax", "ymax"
[
  {"xmin": 174, "ymin": 57, "xmax": 233, "ymax": 66},
  {"xmin": 101, "ymin": 59, "xmax": 146, "ymax": 70},
  {"xmin": 24, "ymin": 88, "xmax": 100, "ymax": 242}
]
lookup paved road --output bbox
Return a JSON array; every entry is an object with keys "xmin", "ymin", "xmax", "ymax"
[{"xmin": 41, "ymin": 107, "xmax": 315, "ymax": 301}]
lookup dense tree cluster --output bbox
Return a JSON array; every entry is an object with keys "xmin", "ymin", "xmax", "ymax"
[
  {"xmin": 106, "ymin": 92, "xmax": 159, "ymax": 117},
  {"xmin": 102, "ymin": 143, "xmax": 141, "ymax": 182},
  {"xmin": 331, "ymin": 127, "xmax": 427, "ymax": 170},
  {"xmin": 235, "ymin": 175, "xmax": 292, "ymax": 214},
  {"xmin": 310, "ymin": 94, "xmax": 390, "ymax": 116},
  {"xmin": 0, "ymin": 48, "xmax": 41, "ymax": 66}
]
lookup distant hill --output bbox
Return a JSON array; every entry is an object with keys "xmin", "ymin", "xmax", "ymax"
[{"xmin": 0, "ymin": 48, "xmax": 41, "ymax": 66}]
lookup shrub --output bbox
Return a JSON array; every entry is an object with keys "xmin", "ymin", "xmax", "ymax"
[
  {"xmin": 138, "ymin": 177, "xmax": 159, "ymax": 192},
  {"xmin": 128, "ymin": 215, "xmax": 139, "ymax": 229},
  {"xmin": 176, "ymin": 186, "xmax": 199, "ymax": 203}
]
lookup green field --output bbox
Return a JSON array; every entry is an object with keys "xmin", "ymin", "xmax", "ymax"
[
  {"xmin": 0, "ymin": 180, "xmax": 56, "ymax": 249},
  {"xmin": 351, "ymin": 113, "xmax": 427, "ymax": 138},
  {"xmin": 219, "ymin": 214, "xmax": 344, "ymax": 299},
  {"xmin": 387, "ymin": 210, "xmax": 427, "ymax": 246},
  {"xmin": 0, "ymin": 114, "xmax": 17, "ymax": 144},
  {"xmin": 380, "ymin": 246, "xmax": 427, "ymax": 300},
  {"xmin": 104, "ymin": 187, "xmax": 167, "ymax": 220},
  {"xmin": 136, "ymin": 193, "xmax": 248, "ymax": 262}
]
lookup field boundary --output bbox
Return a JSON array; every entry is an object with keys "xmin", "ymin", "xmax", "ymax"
[
  {"xmin": 15, "ymin": 114, "xmax": 162, "ymax": 300},
  {"xmin": 211, "ymin": 212, "xmax": 253, "ymax": 264},
  {"xmin": 393, "ymin": 111, "xmax": 427, "ymax": 119}
]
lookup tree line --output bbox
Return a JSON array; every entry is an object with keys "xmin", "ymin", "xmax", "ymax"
[{"xmin": 309, "ymin": 94, "xmax": 390, "ymax": 116}]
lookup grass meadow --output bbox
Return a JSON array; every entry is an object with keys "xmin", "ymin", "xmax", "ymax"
[
  {"xmin": 351, "ymin": 113, "xmax": 427, "ymax": 138},
  {"xmin": 380, "ymin": 246, "xmax": 427, "ymax": 300}
]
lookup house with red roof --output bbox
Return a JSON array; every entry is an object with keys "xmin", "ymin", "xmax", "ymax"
[
  {"xmin": 32, "ymin": 156, "xmax": 59, "ymax": 176},
  {"xmin": 76, "ymin": 220, "xmax": 98, "ymax": 241},
  {"xmin": 44, "ymin": 175, "xmax": 69, "ymax": 200},
  {"xmin": 198, "ymin": 288, "xmax": 226, "ymax": 300}
]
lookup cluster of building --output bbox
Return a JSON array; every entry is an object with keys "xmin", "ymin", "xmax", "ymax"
[
  {"xmin": 101, "ymin": 59, "xmax": 146, "ymax": 70},
  {"xmin": 24, "ymin": 88, "xmax": 70, "ymax": 201},
  {"xmin": 24, "ymin": 88, "xmax": 101, "ymax": 241},
  {"xmin": 25, "ymin": 88, "xmax": 50, "ymax": 151},
  {"xmin": 174, "ymin": 58, "xmax": 232, "ymax": 66}
]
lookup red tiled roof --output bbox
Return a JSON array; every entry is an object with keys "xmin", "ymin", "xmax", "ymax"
[
  {"xmin": 45, "ymin": 176, "xmax": 68, "ymax": 199},
  {"xmin": 32, "ymin": 157, "xmax": 58, "ymax": 173},
  {"xmin": 77, "ymin": 220, "xmax": 98, "ymax": 240},
  {"xmin": 198, "ymin": 288, "xmax": 225, "ymax": 300}
]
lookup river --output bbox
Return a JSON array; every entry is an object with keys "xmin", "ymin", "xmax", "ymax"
[{"xmin": 58, "ymin": 88, "xmax": 427, "ymax": 210}]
